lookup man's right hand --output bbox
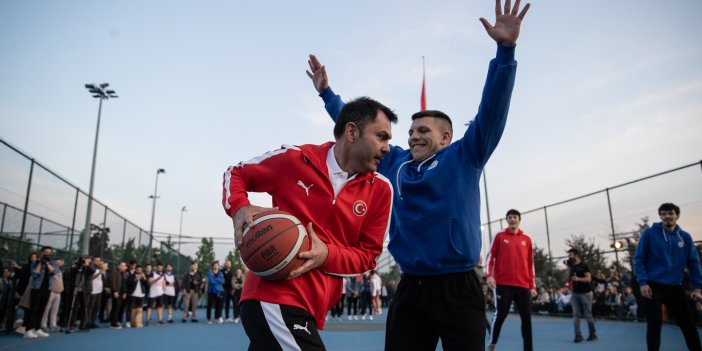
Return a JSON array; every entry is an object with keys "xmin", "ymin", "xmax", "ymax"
[
  {"xmin": 487, "ymin": 276, "xmax": 496, "ymax": 289},
  {"xmin": 306, "ymin": 54, "xmax": 329, "ymax": 93},
  {"xmin": 641, "ymin": 285, "xmax": 653, "ymax": 299},
  {"xmin": 233, "ymin": 205, "xmax": 278, "ymax": 249}
]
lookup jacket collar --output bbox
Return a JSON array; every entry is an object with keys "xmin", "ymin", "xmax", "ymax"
[{"xmin": 298, "ymin": 142, "xmax": 379, "ymax": 183}]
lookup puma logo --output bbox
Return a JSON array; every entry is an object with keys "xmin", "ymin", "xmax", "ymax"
[
  {"xmin": 293, "ymin": 322, "xmax": 311, "ymax": 335},
  {"xmin": 297, "ymin": 180, "xmax": 314, "ymax": 196}
]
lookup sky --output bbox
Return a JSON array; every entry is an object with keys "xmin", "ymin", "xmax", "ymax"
[{"xmin": 1, "ymin": 0, "xmax": 701, "ymax": 263}]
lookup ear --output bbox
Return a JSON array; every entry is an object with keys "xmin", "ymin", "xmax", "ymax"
[
  {"xmin": 441, "ymin": 130, "xmax": 452, "ymax": 145},
  {"xmin": 345, "ymin": 122, "xmax": 359, "ymax": 143}
]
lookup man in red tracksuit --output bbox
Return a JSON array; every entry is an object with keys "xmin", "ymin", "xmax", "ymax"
[
  {"xmin": 223, "ymin": 97, "xmax": 396, "ymax": 350},
  {"xmin": 486, "ymin": 209, "xmax": 536, "ymax": 351}
]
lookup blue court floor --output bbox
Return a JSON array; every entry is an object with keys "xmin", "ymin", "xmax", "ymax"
[{"xmin": 0, "ymin": 308, "xmax": 696, "ymax": 350}]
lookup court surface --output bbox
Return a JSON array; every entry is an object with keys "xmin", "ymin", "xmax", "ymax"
[{"xmin": 0, "ymin": 309, "xmax": 696, "ymax": 350}]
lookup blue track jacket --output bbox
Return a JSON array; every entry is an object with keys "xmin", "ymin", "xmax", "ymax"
[
  {"xmin": 319, "ymin": 44, "xmax": 518, "ymax": 275},
  {"xmin": 634, "ymin": 222, "xmax": 702, "ymax": 289}
]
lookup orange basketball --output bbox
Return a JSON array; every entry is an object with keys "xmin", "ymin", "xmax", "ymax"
[{"xmin": 240, "ymin": 209, "xmax": 310, "ymax": 280}]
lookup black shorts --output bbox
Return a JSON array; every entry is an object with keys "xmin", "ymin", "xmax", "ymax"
[
  {"xmin": 130, "ymin": 296, "xmax": 144, "ymax": 309},
  {"xmin": 163, "ymin": 295, "xmax": 176, "ymax": 307},
  {"xmin": 385, "ymin": 270, "xmax": 486, "ymax": 351},
  {"xmin": 240, "ymin": 300, "xmax": 325, "ymax": 351},
  {"xmin": 148, "ymin": 295, "xmax": 163, "ymax": 308}
]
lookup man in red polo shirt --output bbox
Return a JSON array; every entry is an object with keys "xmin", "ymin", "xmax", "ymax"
[{"xmin": 486, "ymin": 209, "xmax": 536, "ymax": 351}]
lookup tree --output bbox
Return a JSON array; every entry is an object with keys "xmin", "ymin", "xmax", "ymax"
[
  {"xmin": 533, "ymin": 244, "xmax": 567, "ymax": 288},
  {"xmin": 226, "ymin": 250, "xmax": 244, "ymax": 271},
  {"xmin": 89, "ymin": 224, "xmax": 112, "ymax": 260},
  {"xmin": 111, "ymin": 237, "xmax": 137, "ymax": 263},
  {"xmin": 564, "ymin": 234, "xmax": 607, "ymax": 277},
  {"xmin": 195, "ymin": 237, "xmax": 215, "ymax": 274}
]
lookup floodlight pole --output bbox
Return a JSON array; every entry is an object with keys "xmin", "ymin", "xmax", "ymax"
[{"xmin": 82, "ymin": 83, "xmax": 117, "ymax": 255}]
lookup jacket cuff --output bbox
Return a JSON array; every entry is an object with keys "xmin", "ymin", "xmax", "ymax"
[
  {"xmin": 496, "ymin": 44, "xmax": 516, "ymax": 64},
  {"xmin": 319, "ymin": 86, "xmax": 335, "ymax": 101}
]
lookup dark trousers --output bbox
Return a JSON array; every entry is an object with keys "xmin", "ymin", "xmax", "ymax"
[
  {"xmin": 233, "ymin": 293, "xmax": 242, "ymax": 319},
  {"xmin": 331, "ymin": 294, "xmax": 345, "ymax": 318},
  {"xmin": 86, "ymin": 293, "xmax": 101, "ymax": 326},
  {"xmin": 68, "ymin": 292, "xmax": 88, "ymax": 329},
  {"xmin": 110, "ymin": 294, "xmax": 122, "ymax": 326},
  {"xmin": 489, "ymin": 285, "xmax": 533, "ymax": 351},
  {"xmin": 360, "ymin": 291, "xmax": 373, "ymax": 315},
  {"xmin": 347, "ymin": 295, "xmax": 358, "ymax": 315},
  {"xmin": 206, "ymin": 292, "xmax": 223, "ymax": 320},
  {"xmin": 99, "ymin": 291, "xmax": 110, "ymax": 322},
  {"xmin": 385, "ymin": 270, "xmax": 486, "ymax": 351},
  {"xmin": 644, "ymin": 282, "xmax": 701, "ymax": 351},
  {"xmin": 26, "ymin": 288, "xmax": 50, "ymax": 330},
  {"xmin": 223, "ymin": 290, "xmax": 235, "ymax": 319}
]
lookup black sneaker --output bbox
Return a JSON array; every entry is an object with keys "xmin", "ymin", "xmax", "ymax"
[
  {"xmin": 181, "ymin": 319, "xmax": 187, "ymax": 323},
  {"xmin": 574, "ymin": 335, "xmax": 584, "ymax": 343},
  {"xmin": 168, "ymin": 319, "xmax": 174, "ymax": 324},
  {"xmin": 191, "ymin": 319, "xmax": 199, "ymax": 323},
  {"xmin": 587, "ymin": 335, "xmax": 598, "ymax": 341},
  {"xmin": 157, "ymin": 320, "xmax": 165, "ymax": 325}
]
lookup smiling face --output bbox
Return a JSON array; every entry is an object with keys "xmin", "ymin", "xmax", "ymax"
[
  {"xmin": 347, "ymin": 110, "xmax": 392, "ymax": 173},
  {"xmin": 408, "ymin": 117, "xmax": 451, "ymax": 162}
]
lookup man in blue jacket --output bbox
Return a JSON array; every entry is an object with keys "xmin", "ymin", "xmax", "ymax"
[
  {"xmin": 306, "ymin": 1, "xmax": 530, "ymax": 349},
  {"xmin": 634, "ymin": 203, "xmax": 702, "ymax": 351}
]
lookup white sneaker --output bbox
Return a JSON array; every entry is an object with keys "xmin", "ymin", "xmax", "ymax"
[
  {"xmin": 34, "ymin": 329, "xmax": 49, "ymax": 338},
  {"xmin": 361, "ymin": 315, "xmax": 366, "ymax": 320},
  {"xmin": 234, "ymin": 317, "xmax": 240, "ymax": 324},
  {"xmin": 348, "ymin": 316, "xmax": 353, "ymax": 320},
  {"xmin": 226, "ymin": 318, "xmax": 234, "ymax": 322},
  {"xmin": 126, "ymin": 322, "xmax": 131, "ymax": 328},
  {"xmin": 207, "ymin": 320, "xmax": 212, "ymax": 325},
  {"xmin": 24, "ymin": 329, "xmax": 38, "ymax": 339},
  {"xmin": 353, "ymin": 315, "xmax": 359, "ymax": 320},
  {"xmin": 369, "ymin": 315, "xmax": 374, "ymax": 321},
  {"xmin": 15, "ymin": 326, "xmax": 25, "ymax": 335}
]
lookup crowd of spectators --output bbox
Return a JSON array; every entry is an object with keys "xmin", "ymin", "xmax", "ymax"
[
  {"xmin": 0, "ymin": 247, "xmax": 398, "ymax": 339},
  {"xmin": 0, "ymin": 247, "xmax": 252, "ymax": 338}
]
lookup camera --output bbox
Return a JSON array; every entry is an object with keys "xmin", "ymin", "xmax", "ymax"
[
  {"xmin": 41, "ymin": 254, "xmax": 52, "ymax": 264},
  {"xmin": 563, "ymin": 258, "xmax": 575, "ymax": 268}
]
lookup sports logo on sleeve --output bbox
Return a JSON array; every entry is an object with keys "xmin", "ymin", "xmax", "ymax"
[{"xmin": 353, "ymin": 200, "xmax": 367, "ymax": 217}]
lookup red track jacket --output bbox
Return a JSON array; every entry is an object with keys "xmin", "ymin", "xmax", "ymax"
[
  {"xmin": 486, "ymin": 228, "xmax": 535, "ymax": 290},
  {"xmin": 222, "ymin": 142, "xmax": 392, "ymax": 329}
]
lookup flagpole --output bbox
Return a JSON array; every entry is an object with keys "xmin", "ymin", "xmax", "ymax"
[{"xmin": 420, "ymin": 56, "xmax": 426, "ymax": 111}]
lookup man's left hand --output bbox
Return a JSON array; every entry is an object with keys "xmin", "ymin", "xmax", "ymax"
[
  {"xmin": 288, "ymin": 223, "xmax": 328, "ymax": 279},
  {"xmin": 480, "ymin": 0, "xmax": 531, "ymax": 45},
  {"xmin": 531, "ymin": 289, "xmax": 537, "ymax": 298}
]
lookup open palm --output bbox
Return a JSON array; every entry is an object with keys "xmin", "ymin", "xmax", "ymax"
[{"xmin": 480, "ymin": 0, "xmax": 531, "ymax": 45}]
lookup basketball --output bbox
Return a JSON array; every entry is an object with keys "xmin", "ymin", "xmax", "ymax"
[{"xmin": 240, "ymin": 209, "xmax": 310, "ymax": 280}]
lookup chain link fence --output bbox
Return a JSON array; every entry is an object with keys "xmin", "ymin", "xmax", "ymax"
[{"xmin": 0, "ymin": 138, "xmax": 191, "ymax": 275}]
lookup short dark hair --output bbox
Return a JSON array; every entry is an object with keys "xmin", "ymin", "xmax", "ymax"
[
  {"xmin": 506, "ymin": 209, "xmax": 521, "ymax": 220},
  {"xmin": 567, "ymin": 248, "xmax": 580, "ymax": 257},
  {"xmin": 411, "ymin": 110, "xmax": 453, "ymax": 131},
  {"xmin": 40, "ymin": 246, "xmax": 53, "ymax": 252},
  {"xmin": 333, "ymin": 97, "xmax": 398, "ymax": 139},
  {"xmin": 658, "ymin": 202, "xmax": 680, "ymax": 216}
]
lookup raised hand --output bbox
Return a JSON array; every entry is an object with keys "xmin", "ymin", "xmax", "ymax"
[
  {"xmin": 306, "ymin": 54, "xmax": 329, "ymax": 93},
  {"xmin": 479, "ymin": 0, "xmax": 531, "ymax": 45}
]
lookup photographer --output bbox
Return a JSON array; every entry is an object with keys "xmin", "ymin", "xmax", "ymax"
[
  {"xmin": 65, "ymin": 255, "xmax": 93, "ymax": 332},
  {"xmin": 126, "ymin": 265, "xmax": 147, "ymax": 328},
  {"xmin": 565, "ymin": 248, "xmax": 597, "ymax": 343},
  {"xmin": 23, "ymin": 246, "xmax": 58, "ymax": 338}
]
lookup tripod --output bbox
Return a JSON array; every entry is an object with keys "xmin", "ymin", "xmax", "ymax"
[{"xmin": 64, "ymin": 265, "xmax": 87, "ymax": 334}]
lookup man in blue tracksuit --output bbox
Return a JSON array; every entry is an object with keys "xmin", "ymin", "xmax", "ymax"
[
  {"xmin": 634, "ymin": 202, "xmax": 702, "ymax": 351},
  {"xmin": 306, "ymin": 1, "xmax": 530, "ymax": 349}
]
